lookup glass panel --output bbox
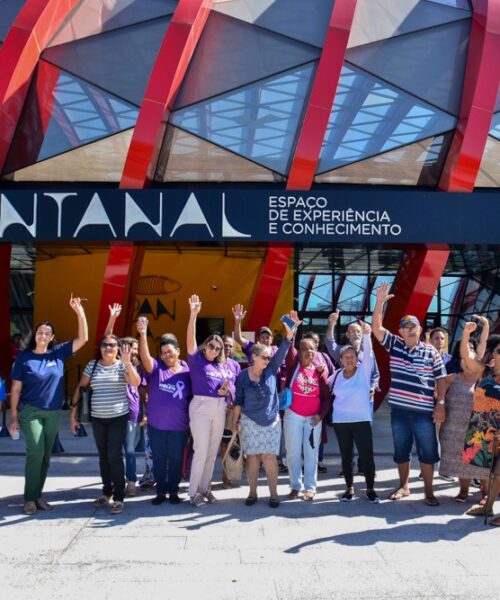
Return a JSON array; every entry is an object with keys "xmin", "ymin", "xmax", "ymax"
[
  {"xmin": 337, "ymin": 275, "xmax": 367, "ymax": 313},
  {"xmin": 440, "ymin": 276, "xmax": 462, "ymax": 313},
  {"xmin": 425, "ymin": 0, "xmax": 471, "ymax": 9},
  {"xmin": 5, "ymin": 61, "xmax": 138, "ymax": 172},
  {"xmin": 488, "ymin": 113, "xmax": 500, "ymax": 141},
  {"xmin": 170, "ymin": 63, "xmax": 316, "ymax": 174},
  {"xmin": 7, "ymin": 130, "xmax": 133, "ymax": 182},
  {"xmin": 298, "ymin": 274, "xmax": 332, "ymax": 312},
  {"xmin": 369, "ymin": 275, "xmax": 395, "ymax": 311},
  {"xmin": 475, "ymin": 135, "xmax": 500, "ymax": 186},
  {"xmin": 155, "ymin": 126, "xmax": 278, "ymax": 182},
  {"xmin": 213, "ymin": 0, "xmax": 335, "ymax": 48},
  {"xmin": 175, "ymin": 11, "xmax": 319, "ymax": 109},
  {"xmin": 346, "ymin": 20, "xmax": 470, "ymax": 116},
  {"xmin": 42, "ymin": 17, "xmax": 172, "ymax": 106},
  {"xmin": 0, "ymin": 0, "xmax": 25, "ymax": 41},
  {"xmin": 349, "ymin": 0, "xmax": 471, "ymax": 49},
  {"xmin": 317, "ymin": 64, "xmax": 456, "ymax": 173},
  {"xmin": 49, "ymin": 0, "xmax": 177, "ymax": 47},
  {"xmin": 316, "ymin": 133, "xmax": 452, "ymax": 186}
]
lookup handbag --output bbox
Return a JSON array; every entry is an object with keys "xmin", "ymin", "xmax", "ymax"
[
  {"xmin": 79, "ymin": 359, "xmax": 98, "ymax": 423},
  {"xmin": 278, "ymin": 363, "xmax": 300, "ymax": 410},
  {"xmin": 222, "ymin": 429, "xmax": 244, "ymax": 481}
]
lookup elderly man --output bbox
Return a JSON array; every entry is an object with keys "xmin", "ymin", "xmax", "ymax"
[{"xmin": 372, "ymin": 282, "xmax": 447, "ymax": 506}]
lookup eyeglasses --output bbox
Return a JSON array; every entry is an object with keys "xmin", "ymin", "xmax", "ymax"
[
  {"xmin": 206, "ymin": 342, "xmax": 222, "ymax": 353},
  {"xmin": 258, "ymin": 354, "xmax": 271, "ymax": 361},
  {"xmin": 101, "ymin": 342, "xmax": 118, "ymax": 349}
]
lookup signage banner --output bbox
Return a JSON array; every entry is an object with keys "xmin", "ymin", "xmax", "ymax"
[{"xmin": 0, "ymin": 188, "xmax": 498, "ymax": 243}]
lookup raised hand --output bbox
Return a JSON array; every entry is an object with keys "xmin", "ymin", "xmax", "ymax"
[
  {"xmin": 376, "ymin": 281, "xmax": 394, "ymax": 304},
  {"xmin": 69, "ymin": 293, "xmax": 85, "ymax": 315},
  {"xmin": 472, "ymin": 314, "xmax": 488, "ymax": 327},
  {"xmin": 120, "ymin": 342, "xmax": 132, "ymax": 365},
  {"xmin": 108, "ymin": 303, "xmax": 122, "ymax": 318},
  {"xmin": 328, "ymin": 310, "xmax": 340, "ymax": 325},
  {"xmin": 463, "ymin": 321, "xmax": 477, "ymax": 334},
  {"xmin": 288, "ymin": 310, "xmax": 301, "ymax": 328},
  {"xmin": 189, "ymin": 294, "xmax": 202, "ymax": 315},
  {"xmin": 136, "ymin": 316, "xmax": 148, "ymax": 336},
  {"xmin": 360, "ymin": 320, "xmax": 371, "ymax": 335},
  {"xmin": 232, "ymin": 304, "xmax": 247, "ymax": 322}
]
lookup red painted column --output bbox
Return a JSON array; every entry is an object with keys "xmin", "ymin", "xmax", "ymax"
[
  {"xmin": 0, "ymin": 0, "xmax": 81, "ymax": 174},
  {"xmin": 0, "ymin": 245, "xmax": 12, "ymax": 381},
  {"xmin": 246, "ymin": 0, "xmax": 358, "ymax": 329}
]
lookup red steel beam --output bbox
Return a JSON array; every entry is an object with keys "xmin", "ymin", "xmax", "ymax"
[
  {"xmin": 120, "ymin": 0, "xmax": 213, "ymax": 188},
  {"xmin": 246, "ymin": 0, "xmax": 358, "ymax": 330}
]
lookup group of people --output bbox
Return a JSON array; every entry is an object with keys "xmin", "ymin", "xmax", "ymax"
[{"xmin": 6, "ymin": 285, "xmax": 500, "ymax": 526}]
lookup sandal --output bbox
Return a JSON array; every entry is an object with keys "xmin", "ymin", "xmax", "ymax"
[
  {"xmin": 36, "ymin": 499, "xmax": 53, "ymax": 511},
  {"xmin": 424, "ymin": 496, "xmax": 440, "ymax": 507},
  {"xmin": 110, "ymin": 501, "xmax": 124, "ymax": 514},
  {"xmin": 93, "ymin": 495, "xmax": 111, "ymax": 508},
  {"xmin": 288, "ymin": 490, "xmax": 300, "ymax": 500},
  {"xmin": 302, "ymin": 491, "xmax": 315, "ymax": 501},
  {"xmin": 388, "ymin": 488, "xmax": 410, "ymax": 501},
  {"xmin": 269, "ymin": 497, "xmax": 280, "ymax": 508},
  {"xmin": 466, "ymin": 505, "xmax": 493, "ymax": 517},
  {"xmin": 454, "ymin": 492, "xmax": 469, "ymax": 503},
  {"xmin": 23, "ymin": 501, "xmax": 37, "ymax": 515},
  {"xmin": 245, "ymin": 496, "xmax": 257, "ymax": 506}
]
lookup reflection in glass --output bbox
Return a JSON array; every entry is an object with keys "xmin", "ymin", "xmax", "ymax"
[
  {"xmin": 298, "ymin": 274, "xmax": 332, "ymax": 312},
  {"xmin": 337, "ymin": 276, "xmax": 368, "ymax": 313},
  {"xmin": 5, "ymin": 61, "xmax": 138, "ymax": 172},
  {"xmin": 170, "ymin": 63, "xmax": 316, "ymax": 174},
  {"xmin": 317, "ymin": 64, "xmax": 456, "ymax": 173},
  {"xmin": 424, "ymin": 0, "xmax": 471, "ymax": 9},
  {"xmin": 489, "ymin": 113, "xmax": 500, "ymax": 141}
]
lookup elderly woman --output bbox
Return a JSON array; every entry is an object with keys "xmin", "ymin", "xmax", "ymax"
[
  {"xmin": 459, "ymin": 322, "xmax": 500, "ymax": 525},
  {"xmin": 330, "ymin": 322, "xmax": 378, "ymax": 503},
  {"xmin": 283, "ymin": 315, "xmax": 331, "ymax": 501},
  {"xmin": 231, "ymin": 317, "xmax": 296, "ymax": 507},
  {"xmin": 137, "ymin": 319, "xmax": 192, "ymax": 505},
  {"xmin": 186, "ymin": 294, "xmax": 234, "ymax": 507},
  {"xmin": 9, "ymin": 296, "xmax": 88, "ymax": 515},
  {"xmin": 70, "ymin": 334, "xmax": 140, "ymax": 514}
]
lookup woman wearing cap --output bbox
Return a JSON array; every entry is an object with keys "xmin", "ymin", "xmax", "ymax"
[
  {"xmin": 331, "ymin": 321, "xmax": 379, "ymax": 503},
  {"xmin": 9, "ymin": 296, "xmax": 88, "ymax": 515},
  {"xmin": 70, "ymin": 335, "xmax": 141, "ymax": 514},
  {"xmin": 137, "ymin": 320, "xmax": 192, "ymax": 506},
  {"xmin": 186, "ymin": 294, "xmax": 235, "ymax": 507},
  {"xmin": 231, "ymin": 315, "xmax": 297, "ymax": 507},
  {"xmin": 283, "ymin": 317, "xmax": 332, "ymax": 501}
]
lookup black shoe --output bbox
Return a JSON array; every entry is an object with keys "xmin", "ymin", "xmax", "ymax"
[
  {"xmin": 340, "ymin": 487, "xmax": 355, "ymax": 502},
  {"xmin": 269, "ymin": 498, "xmax": 280, "ymax": 508},
  {"xmin": 278, "ymin": 463, "xmax": 288, "ymax": 474},
  {"xmin": 169, "ymin": 493, "xmax": 182, "ymax": 504},
  {"xmin": 318, "ymin": 464, "xmax": 327, "ymax": 474},
  {"xmin": 366, "ymin": 489, "xmax": 380, "ymax": 504},
  {"xmin": 245, "ymin": 496, "xmax": 258, "ymax": 506},
  {"xmin": 151, "ymin": 494, "xmax": 166, "ymax": 505}
]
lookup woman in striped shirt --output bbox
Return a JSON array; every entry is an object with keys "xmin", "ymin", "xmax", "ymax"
[{"xmin": 71, "ymin": 335, "xmax": 140, "ymax": 514}]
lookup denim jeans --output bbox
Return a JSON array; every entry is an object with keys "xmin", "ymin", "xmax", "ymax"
[
  {"xmin": 391, "ymin": 408, "xmax": 439, "ymax": 465},
  {"xmin": 283, "ymin": 408, "xmax": 322, "ymax": 493},
  {"xmin": 123, "ymin": 420, "xmax": 141, "ymax": 482},
  {"xmin": 147, "ymin": 425, "xmax": 188, "ymax": 495}
]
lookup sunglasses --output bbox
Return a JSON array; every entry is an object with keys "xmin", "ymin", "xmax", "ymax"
[
  {"xmin": 101, "ymin": 342, "xmax": 118, "ymax": 349},
  {"xmin": 206, "ymin": 342, "xmax": 222, "ymax": 353}
]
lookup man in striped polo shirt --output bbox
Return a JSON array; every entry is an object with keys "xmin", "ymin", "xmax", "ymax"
[{"xmin": 372, "ymin": 282, "xmax": 447, "ymax": 507}]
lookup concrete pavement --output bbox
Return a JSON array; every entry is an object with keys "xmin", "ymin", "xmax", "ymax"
[{"xmin": 1, "ymin": 407, "xmax": 499, "ymax": 600}]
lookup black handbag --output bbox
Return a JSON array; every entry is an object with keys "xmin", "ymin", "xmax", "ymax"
[{"xmin": 79, "ymin": 360, "xmax": 98, "ymax": 423}]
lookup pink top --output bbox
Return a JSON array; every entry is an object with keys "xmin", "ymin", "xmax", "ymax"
[{"xmin": 290, "ymin": 366, "xmax": 321, "ymax": 417}]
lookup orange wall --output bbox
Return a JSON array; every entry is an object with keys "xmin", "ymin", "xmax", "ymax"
[{"xmin": 34, "ymin": 247, "xmax": 293, "ymax": 389}]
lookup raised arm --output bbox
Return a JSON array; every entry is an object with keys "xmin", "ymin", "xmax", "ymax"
[
  {"xmin": 137, "ymin": 317, "xmax": 154, "ymax": 373},
  {"xmin": 187, "ymin": 294, "xmax": 201, "ymax": 355},
  {"xmin": 69, "ymin": 294, "xmax": 88, "ymax": 353},
  {"xmin": 269, "ymin": 311, "xmax": 298, "ymax": 372},
  {"xmin": 372, "ymin": 281, "xmax": 394, "ymax": 342},
  {"xmin": 120, "ymin": 342, "xmax": 141, "ymax": 387},
  {"xmin": 460, "ymin": 321, "xmax": 484, "ymax": 379},
  {"xmin": 232, "ymin": 304, "xmax": 249, "ymax": 349},
  {"xmin": 359, "ymin": 322, "xmax": 374, "ymax": 377},
  {"xmin": 324, "ymin": 310, "xmax": 341, "ymax": 364},
  {"xmin": 104, "ymin": 303, "xmax": 122, "ymax": 336},
  {"xmin": 473, "ymin": 314, "xmax": 489, "ymax": 360}
]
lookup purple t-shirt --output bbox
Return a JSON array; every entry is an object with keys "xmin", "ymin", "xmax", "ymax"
[
  {"xmin": 147, "ymin": 359, "xmax": 192, "ymax": 431},
  {"xmin": 225, "ymin": 357, "xmax": 241, "ymax": 383},
  {"xmin": 126, "ymin": 369, "xmax": 147, "ymax": 423},
  {"xmin": 188, "ymin": 351, "xmax": 235, "ymax": 398}
]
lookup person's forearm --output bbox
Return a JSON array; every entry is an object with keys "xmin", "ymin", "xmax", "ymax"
[
  {"xmin": 124, "ymin": 364, "xmax": 141, "ymax": 387},
  {"xmin": 104, "ymin": 314, "xmax": 117, "ymax": 336},
  {"xmin": 186, "ymin": 314, "xmax": 197, "ymax": 355},
  {"xmin": 435, "ymin": 377, "xmax": 447, "ymax": 402},
  {"xmin": 139, "ymin": 332, "xmax": 154, "ymax": 373},
  {"xmin": 477, "ymin": 320, "xmax": 490, "ymax": 360},
  {"xmin": 326, "ymin": 319, "xmax": 335, "ymax": 341},
  {"xmin": 372, "ymin": 300, "xmax": 386, "ymax": 342},
  {"xmin": 9, "ymin": 390, "xmax": 20, "ymax": 418},
  {"xmin": 233, "ymin": 317, "xmax": 247, "ymax": 348}
]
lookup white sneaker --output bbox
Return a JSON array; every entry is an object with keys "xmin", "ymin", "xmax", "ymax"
[
  {"xmin": 125, "ymin": 481, "xmax": 136, "ymax": 497},
  {"xmin": 190, "ymin": 493, "xmax": 205, "ymax": 507}
]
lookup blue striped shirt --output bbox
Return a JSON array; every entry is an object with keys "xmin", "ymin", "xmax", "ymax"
[{"xmin": 381, "ymin": 331, "xmax": 446, "ymax": 413}]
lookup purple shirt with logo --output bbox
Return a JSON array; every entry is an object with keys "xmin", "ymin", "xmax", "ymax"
[
  {"xmin": 147, "ymin": 359, "xmax": 192, "ymax": 431},
  {"xmin": 188, "ymin": 351, "xmax": 235, "ymax": 399}
]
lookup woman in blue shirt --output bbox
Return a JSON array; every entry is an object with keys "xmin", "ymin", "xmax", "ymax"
[
  {"xmin": 232, "ymin": 314, "xmax": 296, "ymax": 508},
  {"xmin": 9, "ymin": 296, "xmax": 88, "ymax": 515}
]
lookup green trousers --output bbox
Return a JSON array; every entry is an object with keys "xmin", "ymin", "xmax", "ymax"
[{"xmin": 19, "ymin": 405, "xmax": 61, "ymax": 502}]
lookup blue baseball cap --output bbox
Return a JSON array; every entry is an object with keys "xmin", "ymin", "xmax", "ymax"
[{"xmin": 399, "ymin": 315, "xmax": 420, "ymax": 328}]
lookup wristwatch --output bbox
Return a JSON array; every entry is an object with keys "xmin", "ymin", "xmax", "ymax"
[{"xmin": 437, "ymin": 399, "xmax": 446, "ymax": 406}]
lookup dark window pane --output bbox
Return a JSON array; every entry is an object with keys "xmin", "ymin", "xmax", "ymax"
[{"xmin": 0, "ymin": 0, "xmax": 25, "ymax": 41}]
